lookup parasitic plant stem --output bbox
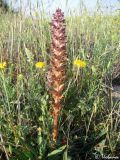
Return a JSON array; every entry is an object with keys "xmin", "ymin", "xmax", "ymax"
[{"xmin": 48, "ymin": 9, "xmax": 67, "ymax": 142}]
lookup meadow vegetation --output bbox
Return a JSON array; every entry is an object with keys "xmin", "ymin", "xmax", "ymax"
[{"xmin": 0, "ymin": 2, "xmax": 120, "ymax": 160}]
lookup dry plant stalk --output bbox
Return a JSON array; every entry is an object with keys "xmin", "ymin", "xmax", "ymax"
[{"xmin": 48, "ymin": 9, "xmax": 67, "ymax": 141}]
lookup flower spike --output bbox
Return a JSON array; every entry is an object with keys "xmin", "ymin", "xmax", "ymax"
[{"xmin": 48, "ymin": 9, "xmax": 67, "ymax": 141}]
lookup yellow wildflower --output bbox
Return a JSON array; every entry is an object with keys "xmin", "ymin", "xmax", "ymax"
[
  {"xmin": 37, "ymin": 127, "xmax": 42, "ymax": 132},
  {"xmin": 73, "ymin": 59, "xmax": 86, "ymax": 68},
  {"xmin": 35, "ymin": 62, "xmax": 45, "ymax": 68},
  {"xmin": 0, "ymin": 62, "xmax": 7, "ymax": 69},
  {"xmin": 17, "ymin": 74, "xmax": 24, "ymax": 80}
]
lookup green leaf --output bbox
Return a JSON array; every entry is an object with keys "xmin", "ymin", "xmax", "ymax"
[
  {"xmin": 9, "ymin": 145, "xmax": 12, "ymax": 154},
  {"xmin": 63, "ymin": 149, "xmax": 71, "ymax": 160},
  {"xmin": 91, "ymin": 65, "xmax": 96, "ymax": 73},
  {"xmin": 48, "ymin": 145, "xmax": 66, "ymax": 157}
]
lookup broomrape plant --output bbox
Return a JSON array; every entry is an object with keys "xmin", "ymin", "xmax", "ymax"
[{"xmin": 47, "ymin": 9, "xmax": 67, "ymax": 142}]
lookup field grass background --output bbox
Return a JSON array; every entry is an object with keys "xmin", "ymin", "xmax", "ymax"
[{"xmin": 0, "ymin": 1, "xmax": 120, "ymax": 159}]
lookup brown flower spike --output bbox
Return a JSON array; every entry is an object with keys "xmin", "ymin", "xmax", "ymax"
[{"xmin": 48, "ymin": 9, "xmax": 67, "ymax": 141}]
